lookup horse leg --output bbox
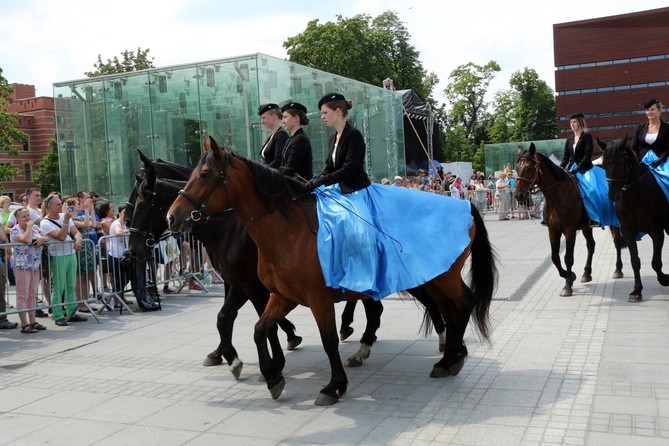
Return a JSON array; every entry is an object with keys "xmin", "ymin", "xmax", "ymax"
[
  {"xmin": 309, "ymin": 298, "xmax": 348, "ymax": 406},
  {"xmin": 248, "ymin": 289, "xmax": 290, "ymax": 375},
  {"xmin": 254, "ymin": 293, "xmax": 296, "ymax": 400},
  {"xmin": 277, "ymin": 317, "xmax": 302, "ymax": 351},
  {"xmin": 344, "ymin": 299, "xmax": 381, "ymax": 367},
  {"xmin": 650, "ymin": 232, "xmax": 669, "ymax": 287},
  {"xmin": 339, "ymin": 300, "xmax": 357, "ymax": 341},
  {"xmin": 580, "ymin": 228, "xmax": 595, "ymax": 283},
  {"xmin": 623, "ymin": 234, "xmax": 643, "ymax": 302},
  {"xmin": 203, "ymin": 287, "xmax": 246, "ymax": 380},
  {"xmin": 549, "ymin": 229, "xmax": 567, "ymax": 278},
  {"xmin": 426, "ymin": 279, "xmax": 471, "ymax": 378},
  {"xmin": 408, "ymin": 285, "xmax": 447, "ymax": 352},
  {"xmin": 611, "ymin": 227, "xmax": 624, "ymax": 279},
  {"xmin": 561, "ymin": 231, "xmax": 577, "ymax": 296}
]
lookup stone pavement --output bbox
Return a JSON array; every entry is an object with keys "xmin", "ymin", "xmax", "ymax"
[{"xmin": 0, "ymin": 217, "xmax": 668, "ymax": 445}]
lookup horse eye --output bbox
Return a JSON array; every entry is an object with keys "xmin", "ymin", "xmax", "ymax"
[{"xmin": 201, "ymin": 170, "xmax": 211, "ymax": 179}]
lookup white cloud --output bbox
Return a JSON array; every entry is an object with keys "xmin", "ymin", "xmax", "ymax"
[{"xmin": 1, "ymin": 0, "xmax": 667, "ymax": 104}]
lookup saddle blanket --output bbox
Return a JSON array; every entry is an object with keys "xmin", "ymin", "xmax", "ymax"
[{"xmin": 314, "ymin": 183, "xmax": 473, "ymax": 300}]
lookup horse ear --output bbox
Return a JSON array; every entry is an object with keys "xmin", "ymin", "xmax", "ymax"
[
  {"xmin": 528, "ymin": 143, "xmax": 536, "ymax": 156},
  {"xmin": 135, "ymin": 173, "xmax": 143, "ymax": 183},
  {"xmin": 203, "ymin": 137, "xmax": 212, "ymax": 152},
  {"xmin": 138, "ymin": 149, "xmax": 152, "ymax": 166},
  {"xmin": 146, "ymin": 162, "xmax": 156, "ymax": 185}
]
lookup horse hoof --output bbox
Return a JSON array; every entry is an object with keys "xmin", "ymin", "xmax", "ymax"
[
  {"xmin": 269, "ymin": 377, "xmax": 285, "ymax": 400},
  {"xmin": 230, "ymin": 358, "xmax": 243, "ymax": 380},
  {"xmin": 202, "ymin": 355, "xmax": 223, "ymax": 367},
  {"xmin": 560, "ymin": 288, "xmax": 573, "ymax": 297},
  {"xmin": 659, "ymin": 275, "xmax": 669, "ymax": 287},
  {"xmin": 314, "ymin": 392, "xmax": 339, "ymax": 406},
  {"xmin": 286, "ymin": 336, "xmax": 303, "ymax": 351},
  {"xmin": 430, "ymin": 357, "xmax": 465, "ymax": 378},
  {"xmin": 628, "ymin": 294, "xmax": 642, "ymax": 303},
  {"xmin": 612, "ymin": 270, "xmax": 624, "ymax": 279},
  {"xmin": 344, "ymin": 356, "xmax": 363, "ymax": 367},
  {"xmin": 340, "ymin": 327, "xmax": 354, "ymax": 342},
  {"xmin": 581, "ymin": 275, "xmax": 592, "ymax": 283}
]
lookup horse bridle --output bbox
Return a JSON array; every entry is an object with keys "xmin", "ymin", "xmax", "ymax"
[
  {"xmin": 128, "ymin": 186, "xmax": 172, "ymax": 248},
  {"xmin": 178, "ymin": 150, "xmax": 231, "ymax": 222},
  {"xmin": 515, "ymin": 156, "xmax": 540, "ymax": 193},
  {"xmin": 605, "ymin": 149, "xmax": 652, "ymax": 192}
]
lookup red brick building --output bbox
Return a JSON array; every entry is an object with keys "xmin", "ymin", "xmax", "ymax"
[
  {"xmin": 4, "ymin": 84, "xmax": 55, "ymax": 200},
  {"xmin": 554, "ymin": 7, "xmax": 669, "ymax": 140}
]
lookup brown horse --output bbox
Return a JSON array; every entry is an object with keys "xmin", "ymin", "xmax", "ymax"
[
  {"xmin": 515, "ymin": 143, "xmax": 625, "ymax": 296},
  {"xmin": 168, "ymin": 136, "xmax": 497, "ymax": 405}
]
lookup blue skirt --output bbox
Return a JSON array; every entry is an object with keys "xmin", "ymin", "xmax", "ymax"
[
  {"xmin": 641, "ymin": 151, "xmax": 669, "ymax": 204},
  {"xmin": 571, "ymin": 166, "xmax": 619, "ymax": 228},
  {"xmin": 314, "ymin": 183, "xmax": 474, "ymax": 300}
]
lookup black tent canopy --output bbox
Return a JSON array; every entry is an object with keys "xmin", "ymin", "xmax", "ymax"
[{"xmin": 398, "ymin": 89, "xmax": 439, "ymax": 176}]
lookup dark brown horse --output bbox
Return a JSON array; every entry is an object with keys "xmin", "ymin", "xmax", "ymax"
[
  {"xmin": 167, "ymin": 136, "xmax": 497, "ymax": 406},
  {"xmin": 515, "ymin": 143, "xmax": 625, "ymax": 296},
  {"xmin": 601, "ymin": 136, "xmax": 669, "ymax": 301}
]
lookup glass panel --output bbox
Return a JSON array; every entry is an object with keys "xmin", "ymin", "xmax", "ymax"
[{"xmin": 53, "ymin": 53, "xmax": 411, "ymax": 204}]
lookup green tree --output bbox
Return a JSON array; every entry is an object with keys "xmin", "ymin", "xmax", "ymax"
[
  {"xmin": 0, "ymin": 67, "xmax": 25, "ymax": 188},
  {"xmin": 507, "ymin": 68, "xmax": 555, "ymax": 141},
  {"xmin": 84, "ymin": 47, "xmax": 155, "ymax": 77},
  {"xmin": 33, "ymin": 139, "xmax": 61, "ymax": 195},
  {"xmin": 284, "ymin": 11, "xmax": 436, "ymax": 101},
  {"xmin": 487, "ymin": 89, "xmax": 516, "ymax": 143},
  {"xmin": 443, "ymin": 61, "xmax": 501, "ymax": 162}
]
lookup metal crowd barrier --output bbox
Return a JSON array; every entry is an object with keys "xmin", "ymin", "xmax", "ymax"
[
  {"xmin": 0, "ymin": 239, "xmax": 101, "ymax": 323},
  {"xmin": 409, "ymin": 185, "xmax": 545, "ymax": 220},
  {"xmin": 138, "ymin": 232, "xmax": 223, "ymax": 295}
]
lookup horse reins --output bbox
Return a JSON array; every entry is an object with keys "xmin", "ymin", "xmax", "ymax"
[{"xmin": 606, "ymin": 151, "xmax": 654, "ymax": 192}]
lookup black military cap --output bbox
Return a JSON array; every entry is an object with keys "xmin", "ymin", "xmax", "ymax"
[
  {"xmin": 642, "ymin": 98, "xmax": 660, "ymax": 109},
  {"xmin": 258, "ymin": 103, "xmax": 279, "ymax": 115},
  {"xmin": 281, "ymin": 102, "xmax": 307, "ymax": 114},
  {"xmin": 318, "ymin": 92, "xmax": 346, "ymax": 109},
  {"xmin": 569, "ymin": 113, "xmax": 585, "ymax": 120}
]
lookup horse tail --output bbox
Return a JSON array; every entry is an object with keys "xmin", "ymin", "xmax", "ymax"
[{"xmin": 469, "ymin": 205, "xmax": 498, "ymax": 343}]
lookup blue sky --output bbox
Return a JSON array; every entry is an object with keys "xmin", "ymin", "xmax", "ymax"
[{"xmin": 1, "ymin": 0, "xmax": 667, "ymax": 105}]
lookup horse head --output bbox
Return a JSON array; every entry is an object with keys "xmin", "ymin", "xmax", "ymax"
[
  {"xmin": 514, "ymin": 142, "xmax": 538, "ymax": 202},
  {"xmin": 601, "ymin": 136, "xmax": 631, "ymax": 202},
  {"xmin": 167, "ymin": 136, "xmax": 234, "ymax": 233}
]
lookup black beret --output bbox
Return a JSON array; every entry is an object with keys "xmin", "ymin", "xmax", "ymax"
[
  {"xmin": 642, "ymin": 98, "xmax": 660, "ymax": 109},
  {"xmin": 318, "ymin": 92, "xmax": 346, "ymax": 109},
  {"xmin": 258, "ymin": 103, "xmax": 279, "ymax": 116},
  {"xmin": 569, "ymin": 113, "xmax": 585, "ymax": 120},
  {"xmin": 281, "ymin": 102, "xmax": 307, "ymax": 114}
]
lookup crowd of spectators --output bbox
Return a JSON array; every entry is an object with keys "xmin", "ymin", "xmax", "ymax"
[
  {"xmin": 0, "ymin": 188, "xmax": 204, "ymax": 332},
  {"xmin": 378, "ymin": 166, "xmax": 542, "ymax": 220}
]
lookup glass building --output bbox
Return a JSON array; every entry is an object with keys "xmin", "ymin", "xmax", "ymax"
[
  {"xmin": 484, "ymin": 139, "xmax": 567, "ymax": 175},
  {"xmin": 53, "ymin": 53, "xmax": 405, "ymax": 204}
]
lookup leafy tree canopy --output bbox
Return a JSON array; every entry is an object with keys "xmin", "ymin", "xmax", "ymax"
[
  {"xmin": 33, "ymin": 139, "xmax": 61, "ymax": 195},
  {"xmin": 0, "ymin": 67, "xmax": 25, "ymax": 187},
  {"xmin": 442, "ymin": 61, "xmax": 500, "ymax": 163},
  {"xmin": 85, "ymin": 47, "xmax": 155, "ymax": 77},
  {"xmin": 284, "ymin": 11, "xmax": 436, "ymax": 101}
]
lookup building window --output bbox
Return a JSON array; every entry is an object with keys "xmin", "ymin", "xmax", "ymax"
[
  {"xmin": 24, "ymin": 163, "xmax": 32, "ymax": 182},
  {"xmin": 23, "ymin": 139, "xmax": 29, "ymax": 151}
]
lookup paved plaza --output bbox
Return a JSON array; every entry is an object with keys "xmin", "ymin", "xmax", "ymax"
[{"xmin": 1, "ymin": 217, "xmax": 668, "ymax": 445}]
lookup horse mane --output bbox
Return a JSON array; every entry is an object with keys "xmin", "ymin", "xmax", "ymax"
[
  {"xmin": 204, "ymin": 149, "xmax": 313, "ymax": 215},
  {"xmin": 534, "ymin": 151, "xmax": 568, "ymax": 181},
  {"xmin": 153, "ymin": 158, "xmax": 192, "ymax": 179}
]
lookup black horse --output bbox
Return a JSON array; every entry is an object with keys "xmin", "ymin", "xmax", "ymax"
[
  {"xmin": 127, "ymin": 152, "xmax": 302, "ymax": 379},
  {"xmin": 601, "ymin": 137, "xmax": 669, "ymax": 302},
  {"xmin": 129, "ymin": 153, "xmax": 448, "ymax": 373},
  {"xmin": 515, "ymin": 143, "xmax": 625, "ymax": 296}
]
